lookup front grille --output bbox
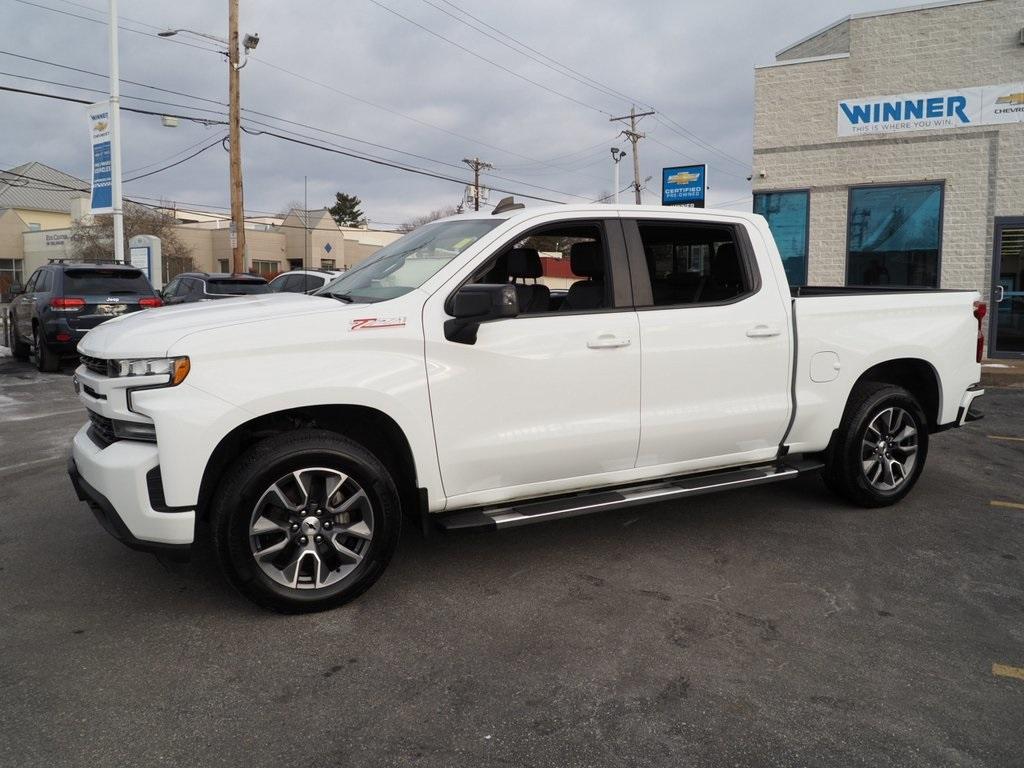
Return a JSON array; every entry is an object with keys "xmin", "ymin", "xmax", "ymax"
[
  {"xmin": 87, "ymin": 409, "xmax": 117, "ymax": 448},
  {"xmin": 80, "ymin": 354, "xmax": 111, "ymax": 376}
]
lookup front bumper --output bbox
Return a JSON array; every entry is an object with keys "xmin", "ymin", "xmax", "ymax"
[{"xmin": 68, "ymin": 424, "xmax": 195, "ymax": 556}]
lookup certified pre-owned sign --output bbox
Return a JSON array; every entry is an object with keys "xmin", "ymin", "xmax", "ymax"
[{"xmin": 838, "ymin": 81, "xmax": 1024, "ymax": 137}]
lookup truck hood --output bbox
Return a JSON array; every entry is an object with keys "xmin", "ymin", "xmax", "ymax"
[{"xmin": 78, "ymin": 293, "xmax": 360, "ymax": 358}]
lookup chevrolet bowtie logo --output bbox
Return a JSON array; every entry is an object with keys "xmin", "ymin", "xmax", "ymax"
[
  {"xmin": 667, "ymin": 171, "xmax": 700, "ymax": 185},
  {"xmin": 995, "ymin": 93, "xmax": 1024, "ymax": 106}
]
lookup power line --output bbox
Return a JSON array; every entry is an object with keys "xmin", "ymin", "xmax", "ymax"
[
  {"xmin": 8, "ymin": 2, "xmax": 613, "ymax": 180},
  {"xmin": 10, "ymin": 0, "xmax": 224, "ymax": 55},
  {"xmin": 424, "ymin": 0, "xmax": 751, "ymax": 174},
  {"xmin": 124, "ymin": 132, "xmax": 225, "ymax": 175},
  {"xmin": 364, "ymin": 0, "xmax": 612, "ymax": 117},
  {"xmin": 123, "ymin": 136, "xmax": 226, "ymax": 183},
  {"xmin": 0, "ymin": 66, "xmax": 595, "ymax": 198},
  {"xmin": 416, "ymin": 0, "xmax": 630, "ymax": 106}
]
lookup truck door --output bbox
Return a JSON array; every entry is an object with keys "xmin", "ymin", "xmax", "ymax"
[
  {"xmin": 422, "ymin": 215, "xmax": 641, "ymax": 505},
  {"xmin": 623, "ymin": 216, "xmax": 792, "ymax": 471}
]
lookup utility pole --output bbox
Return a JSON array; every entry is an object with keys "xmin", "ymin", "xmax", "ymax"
[
  {"xmin": 108, "ymin": 0, "xmax": 125, "ymax": 264},
  {"xmin": 610, "ymin": 106, "xmax": 655, "ymax": 204},
  {"xmin": 462, "ymin": 157, "xmax": 493, "ymax": 211},
  {"xmin": 228, "ymin": 0, "xmax": 246, "ymax": 273}
]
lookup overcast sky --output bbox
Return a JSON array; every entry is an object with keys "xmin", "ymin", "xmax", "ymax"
[{"xmin": 1, "ymin": 0, "xmax": 896, "ymax": 228}]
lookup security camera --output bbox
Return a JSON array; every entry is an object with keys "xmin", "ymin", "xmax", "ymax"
[{"xmin": 243, "ymin": 33, "xmax": 260, "ymax": 50}]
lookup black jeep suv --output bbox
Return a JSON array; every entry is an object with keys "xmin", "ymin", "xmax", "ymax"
[{"xmin": 7, "ymin": 262, "xmax": 161, "ymax": 372}]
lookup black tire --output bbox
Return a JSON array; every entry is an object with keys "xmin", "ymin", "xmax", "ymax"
[
  {"xmin": 32, "ymin": 327, "xmax": 60, "ymax": 373},
  {"xmin": 823, "ymin": 382, "xmax": 929, "ymax": 508},
  {"xmin": 210, "ymin": 430, "xmax": 401, "ymax": 613},
  {"xmin": 10, "ymin": 316, "xmax": 29, "ymax": 361}
]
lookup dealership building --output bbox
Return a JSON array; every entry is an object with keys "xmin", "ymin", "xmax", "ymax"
[{"xmin": 752, "ymin": 0, "xmax": 1023, "ymax": 357}]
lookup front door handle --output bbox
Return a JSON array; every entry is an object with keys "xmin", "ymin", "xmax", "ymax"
[
  {"xmin": 587, "ymin": 334, "xmax": 631, "ymax": 349},
  {"xmin": 746, "ymin": 324, "xmax": 781, "ymax": 338}
]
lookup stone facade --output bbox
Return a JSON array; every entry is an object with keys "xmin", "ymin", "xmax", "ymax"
[{"xmin": 753, "ymin": 0, "xmax": 1023, "ymax": 295}]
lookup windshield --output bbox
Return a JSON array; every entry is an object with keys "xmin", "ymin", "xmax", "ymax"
[{"xmin": 316, "ymin": 218, "xmax": 502, "ymax": 303}]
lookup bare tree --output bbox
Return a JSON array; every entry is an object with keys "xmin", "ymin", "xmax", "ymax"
[
  {"xmin": 397, "ymin": 205, "xmax": 461, "ymax": 233},
  {"xmin": 70, "ymin": 205, "xmax": 193, "ymax": 275}
]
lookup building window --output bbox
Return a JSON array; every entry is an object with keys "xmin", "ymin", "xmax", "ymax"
[
  {"xmin": 251, "ymin": 260, "xmax": 278, "ymax": 276},
  {"xmin": 321, "ymin": 258, "xmax": 335, "ymax": 270},
  {"xmin": 218, "ymin": 259, "xmax": 230, "ymax": 273},
  {"xmin": 753, "ymin": 190, "xmax": 808, "ymax": 286},
  {"xmin": 0, "ymin": 258, "xmax": 24, "ymax": 296},
  {"xmin": 847, "ymin": 183, "xmax": 942, "ymax": 288}
]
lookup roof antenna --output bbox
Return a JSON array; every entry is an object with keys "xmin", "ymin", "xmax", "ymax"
[{"xmin": 491, "ymin": 196, "xmax": 525, "ymax": 215}]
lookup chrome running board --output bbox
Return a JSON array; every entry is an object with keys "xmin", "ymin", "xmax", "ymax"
[{"xmin": 436, "ymin": 457, "xmax": 824, "ymax": 532}]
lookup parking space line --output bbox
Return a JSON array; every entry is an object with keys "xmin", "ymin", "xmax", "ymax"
[
  {"xmin": 992, "ymin": 663, "xmax": 1024, "ymax": 682},
  {"xmin": 0, "ymin": 456, "xmax": 64, "ymax": 474},
  {"xmin": 990, "ymin": 500, "xmax": 1024, "ymax": 511},
  {"xmin": 988, "ymin": 435, "xmax": 1024, "ymax": 443}
]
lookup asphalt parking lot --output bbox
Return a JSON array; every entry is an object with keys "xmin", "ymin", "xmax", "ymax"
[{"xmin": 1, "ymin": 355, "xmax": 1022, "ymax": 768}]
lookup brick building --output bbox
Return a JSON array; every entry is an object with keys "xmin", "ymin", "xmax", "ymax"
[{"xmin": 752, "ymin": 0, "xmax": 1024, "ymax": 357}]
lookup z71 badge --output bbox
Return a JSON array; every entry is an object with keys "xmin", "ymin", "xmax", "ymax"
[{"xmin": 350, "ymin": 317, "xmax": 406, "ymax": 330}]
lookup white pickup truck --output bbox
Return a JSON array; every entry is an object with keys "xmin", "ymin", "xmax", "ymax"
[{"xmin": 67, "ymin": 202, "xmax": 986, "ymax": 612}]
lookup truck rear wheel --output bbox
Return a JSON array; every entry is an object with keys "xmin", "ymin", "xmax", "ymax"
[
  {"xmin": 210, "ymin": 430, "xmax": 401, "ymax": 613},
  {"xmin": 823, "ymin": 382, "xmax": 929, "ymax": 508}
]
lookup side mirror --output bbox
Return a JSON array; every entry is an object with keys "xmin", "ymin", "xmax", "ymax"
[
  {"xmin": 445, "ymin": 283, "xmax": 518, "ymax": 344},
  {"xmin": 9, "ymin": 283, "xmax": 23, "ymax": 295}
]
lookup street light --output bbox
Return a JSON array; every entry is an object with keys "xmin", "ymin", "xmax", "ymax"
[
  {"xmin": 158, "ymin": 10, "xmax": 259, "ymax": 274},
  {"xmin": 610, "ymin": 147, "xmax": 627, "ymax": 204}
]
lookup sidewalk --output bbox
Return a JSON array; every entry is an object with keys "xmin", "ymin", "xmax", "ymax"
[{"xmin": 982, "ymin": 358, "xmax": 1024, "ymax": 388}]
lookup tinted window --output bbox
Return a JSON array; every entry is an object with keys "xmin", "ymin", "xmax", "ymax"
[
  {"xmin": 163, "ymin": 278, "xmax": 180, "ymax": 297},
  {"xmin": 291, "ymin": 274, "xmax": 324, "ymax": 292},
  {"xmin": 268, "ymin": 274, "xmax": 292, "ymax": 292},
  {"xmin": 207, "ymin": 279, "xmax": 269, "ymax": 295},
  {"xmin": 35, "ymin": 270, "xmax": 53, "ymax": 293},
  {"xmin": 753, "ymin": 191, "xmax": 808, "ymax": 286},
  {"xmin": 637, "ymin": 222, "xmax": 750, "ymax": 306},
  {"xmin": 24, "ymin": 271, "xmax": 39, "ymax": 292},
  {"xmin": 468, "ymin": 222, "xmax": 611, "ymax": 314},
  {"xmin": 64, "ymin": 268, "xmax": 151, "ymax": 295},
  {"xmin": 847, "ymin": 183, "xmax": 942, "ymax": 288}
]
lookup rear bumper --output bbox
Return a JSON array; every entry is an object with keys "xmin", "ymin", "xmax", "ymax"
[
  {"xmin": 956, "ymin": 384, "xmax": 985, "ymax": 426},
  {"xmin": 68, "ymin": 424, "xmax": 195, "ymax": 556}
]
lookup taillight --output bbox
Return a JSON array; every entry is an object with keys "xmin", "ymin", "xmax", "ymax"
[
  {"xmin": 139, "ymin": 296, "xmax": 163, "ymax": 308},
  {"xmin": 50, "ymin": 297, "xmax": 85, "ymax": 311},
  {"xmin": 973, "ymin": 301, "xmax": 987, "ymax": 363}
]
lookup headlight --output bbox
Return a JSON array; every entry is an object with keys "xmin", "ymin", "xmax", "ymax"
[{"xmin": 111, "ymin": 356, "xmax": 190, "ymax": 385}]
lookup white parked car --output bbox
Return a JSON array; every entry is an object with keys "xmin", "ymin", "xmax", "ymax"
[
  {"xmin": 267, "ymin": 268, "xmax": 345, "ymax": 295},
  {"xmin": 68, "ymin": 203, "xmax": 986, "ymax": 612}
]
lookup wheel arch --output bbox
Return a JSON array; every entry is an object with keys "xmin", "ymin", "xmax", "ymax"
[
  {"xmin": 196, "ymin": 404, "xmax": 421, "ymax": 522},
  {"xmin": 849, "ymin": 357, "xmax": 941, "ymax": 430}
]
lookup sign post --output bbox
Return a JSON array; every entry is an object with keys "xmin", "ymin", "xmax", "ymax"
[{"xmin": 661, "ymin": 164, "xmax": 707, "ymax": 208}]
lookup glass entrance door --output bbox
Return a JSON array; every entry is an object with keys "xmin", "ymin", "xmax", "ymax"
[{"xmin": 991, "ymin": 218, "xmax": 1024, "ymax": 358}]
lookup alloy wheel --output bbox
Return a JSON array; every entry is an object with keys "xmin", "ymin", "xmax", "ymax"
[
  {"xmin": 248, "ymin": 467, "xmax": 374, "ymax": 590},
  {"xmin": 860, "ymin": 406, "xmax": 918, "ymax": 492}
]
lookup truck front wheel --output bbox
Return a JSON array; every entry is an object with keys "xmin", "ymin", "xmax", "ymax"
[
  {"xmin": 823, "ymin": 382, "xmax": 929, "ymax": 508},
  {"xmin": 210, "ymin": 430, "xmax": 401, "ymax": 613}
]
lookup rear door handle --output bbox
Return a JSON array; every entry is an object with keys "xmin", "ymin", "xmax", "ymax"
[
  {"xmin": 746, "ymin": 324, "xmax": 781, "ymax": 338},
  {"xmin": 587, "ymin": 334, "xmax": 631, "ymax": 349}
]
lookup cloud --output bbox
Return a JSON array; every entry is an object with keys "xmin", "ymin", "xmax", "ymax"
[{"xmin": 1, "ymin": 0, "xmax": 887, "ymax": 225}]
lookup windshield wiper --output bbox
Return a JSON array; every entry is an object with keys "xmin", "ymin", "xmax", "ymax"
[{"xmin": 330, "ymin": 293, "xmax": 355, "ymax": 303}]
